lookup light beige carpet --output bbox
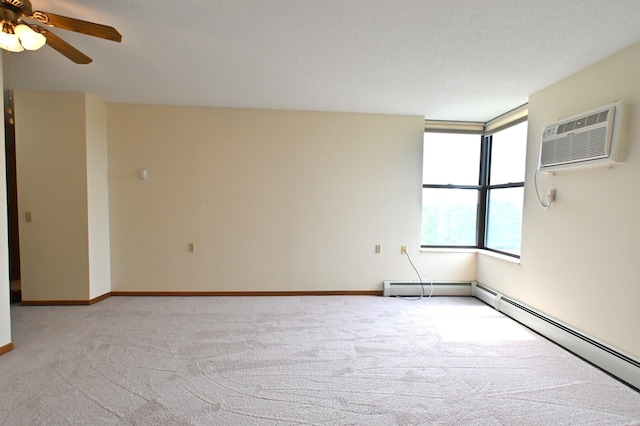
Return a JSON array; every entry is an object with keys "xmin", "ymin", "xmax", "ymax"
[{"xmin": 1, "ymin": 296, "xmax": 639, "ymax": 425}]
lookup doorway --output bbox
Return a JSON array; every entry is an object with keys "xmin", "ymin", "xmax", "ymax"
[{"xmin": 4, "ymin": 86, "xmax": 21, "ymax": 304}]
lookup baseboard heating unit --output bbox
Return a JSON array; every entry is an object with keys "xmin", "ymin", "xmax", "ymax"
[
  {"xmin": 383, "ymin": 281, "xmax": 472, "ymax": 297},
  {"xmin": 472, "ymin": 282, "xmax": 640, "ymax": 391}
]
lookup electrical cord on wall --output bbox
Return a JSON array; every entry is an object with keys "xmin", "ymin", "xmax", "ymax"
[
  {"xmin": 401, "ymin": 250, "xmax": 433, "ymax": 300},
  {"xmin": 533, "ymin": 168, "xmax": 553, "ymax": 209}
]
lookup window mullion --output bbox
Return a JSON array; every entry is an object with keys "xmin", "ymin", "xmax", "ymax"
[
  {"xmin": 477, "ymin": 135, "xmax": 491, "ymax": 248},
  {"xmin": 422, "ymin": 184, "xmax": 481, "ymax": 190},
  {"xmin": 487, "ymin": 182, "xmax": 524, "ymax": 190}
]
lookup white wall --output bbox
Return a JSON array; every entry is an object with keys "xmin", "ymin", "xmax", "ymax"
[
  {"xmin": 478, "ymin": 42, "xmax": 640, "ymax": 358},
  {"xmin": 108, "ymin": 105, "xmax": 474, "ymax": 292},
  {"xmin": 0, "ymin": 54, "xmax": 12, "ymax": 348},
  {"xmin": 85, "ymin": 95, "xmax": 111, "ymax": 299}
]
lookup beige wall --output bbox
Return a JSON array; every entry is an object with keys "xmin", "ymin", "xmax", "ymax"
[
  {"xmin": 14, "ymin": 92, "xmax": 110, "ymax": 302},
  {"xmin": 7, "ymin": 44, "xmax": 638, "ymax": 362},
  {"xmin": 15, "ymin": 92, "xmax": 90, "ymax": 301},
  {"xmin": 418, "ymin": 250, "xmax": 477, "ymax": 282},
  {"xmin": 0, "ymin": 55, "xmax": 11, "ymax": 348},
  {"xmin": 108, "ymin": 105, "xmax": 474, "ymax": 292},
  {"xmin": 478, "ymin": 42, "xmax": 640, "ymax": 358}
]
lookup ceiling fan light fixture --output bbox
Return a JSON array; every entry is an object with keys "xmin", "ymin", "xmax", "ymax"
[
  {"xmin": 14, "ymin": 23, "xmax": 46, "ymax": 50},
  {"xmin": 0, "ymin": 27, "xmax": 24, "ymax": 52},
  {"xmin": 0, "ymin": 0, "xmax": 121, "ymax": 63}
]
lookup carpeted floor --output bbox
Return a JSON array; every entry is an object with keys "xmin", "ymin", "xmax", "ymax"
[{"xmin": 1, "ymin": 296, "xmax": 639, "ymax": 425}]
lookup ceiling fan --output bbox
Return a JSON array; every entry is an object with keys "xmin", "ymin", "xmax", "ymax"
[{"xmin": 0, "ymin": 0, "xmax": 121, "ymax": 64}]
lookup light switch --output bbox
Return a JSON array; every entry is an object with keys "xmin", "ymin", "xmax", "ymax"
[{"xmin": 25, "ymin": 211, "xmax": 33, "ymax": 223}]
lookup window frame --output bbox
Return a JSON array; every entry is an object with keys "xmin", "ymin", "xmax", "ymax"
[{"xmin": 421, "ymin": 106, "xmax": 527, "ymax": 258}]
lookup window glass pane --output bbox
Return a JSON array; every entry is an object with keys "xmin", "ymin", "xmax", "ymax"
[
  {"xmin": 486, "ymin": 187, "xmax": 524, "ymax": 255},
  {"xmin": 421, "ymin": 188, "xmax": 477, "ymax": 246},
  {"xmin": 489, "ymin": 121, "xmax": 528, "ymax": 185},
  {"xmin": 423, "ymin": 133, "xmax": 481, "ymax": 185}
]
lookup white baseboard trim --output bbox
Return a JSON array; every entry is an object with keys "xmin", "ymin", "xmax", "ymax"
[
  {"xmin": 473, "ymin": 282, "xmax": 640, "ymax": 391},
  {"xmin": 383, "ymin": 281, "xmax": 472, "ymax": 297}
]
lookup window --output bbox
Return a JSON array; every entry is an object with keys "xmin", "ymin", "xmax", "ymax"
[
  {"xmin": 484, "ymin": 121, "xmax": 527, "ymax": 255},
  {"xmin": 421, "ymin": 133, "xmax": 480, "ymax": 246},
  {"xmin": 421, "ymin": 109, "xmax": 527, "ymax": 257}
]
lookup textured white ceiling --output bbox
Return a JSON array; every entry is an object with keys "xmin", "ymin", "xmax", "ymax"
[{"xmin": 6, "ymin": 0, "xmax": 640, "ymax": 121}]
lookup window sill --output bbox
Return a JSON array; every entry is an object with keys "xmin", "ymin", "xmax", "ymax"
[
  {"xmin": 420, "ymin": 247, "xmax": 477, "ymax": 254},
  {"xmin": 477, "ymin": 249, "xmax": 521, "ymax": 264},
  {"xmin": 420, "ymin": 247, "xmax": 521, "ymax": 264}
]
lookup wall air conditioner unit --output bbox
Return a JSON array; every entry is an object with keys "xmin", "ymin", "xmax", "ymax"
[{"xmin": 539, "ymin": 101, "xmax": 627, "ymax": 172}]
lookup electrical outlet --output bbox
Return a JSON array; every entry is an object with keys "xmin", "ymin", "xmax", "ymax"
[
  {"xmin": 401, "ymin": 245, "xmax": 407, "ymax": 254},
  {"xmin": 547, "ymin": 188, "xmax": 556, "ymax": 203},
  {"xmin": 375, "ymin": 245, "xmax": 381, "ymax": 254}
]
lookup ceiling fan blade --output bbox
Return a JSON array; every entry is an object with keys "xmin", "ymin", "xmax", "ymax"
[
  {"xmin": 37, "ymin": 27, "xmax": 92, "ymax": 64},
  {"xmin": 32, "ymin": 11, "xmax": 122, "ymax": 42}
]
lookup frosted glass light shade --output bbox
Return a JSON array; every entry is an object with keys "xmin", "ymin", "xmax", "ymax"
[
  {"xmin": 14, "ymin": 24, "xmax": 46, "ymax": 50},
  {"xmin": 0, "ymin": 30, "xmax": 24, "ymax": 52}
]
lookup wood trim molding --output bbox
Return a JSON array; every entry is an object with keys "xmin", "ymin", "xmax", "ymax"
[
  {"xmin": 20, "ymin": 290, "xmax": 384, "ymax": 305},
  {"xmin": 21, "ymin": 292, "xmax": 112, "ymax": 306},
  {"xmin": 89, "ymin": 292, "xmax": 112, "ymax": 305},
  {"xmin": 21, "ymin": 300, "xmax": 91, "ymax": 306},
  {"xmin": 0, "ymin": 342, "xmax": 14, "ymax": 356},
  {"xmin": 111, "ymin": 290, "xmax": 383, "ymax": 297}
]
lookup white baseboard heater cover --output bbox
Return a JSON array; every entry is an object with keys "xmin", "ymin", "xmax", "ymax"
[
  {"xmin": 471, "ymin": 281, "xmax": 502, "ymax": 309},
  {"xmin": 383, "ymin": 281, "xmax": 472, "ymax": 297},
  {"xmin": 473, "ymin": 282, "xmax": 640, "ymax": 391}
]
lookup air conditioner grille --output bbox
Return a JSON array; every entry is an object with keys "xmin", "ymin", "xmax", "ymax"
[
  {"xmin": 589, "ymin": 127, "xmax": 608, "ymax": 156},
  {"xmin": 572, "ymin": 132, "xmax": 590, "ymax": 159},
  {"xmin": 541, "ymin": 123, "xmax": 609, "ymax": 167},
  {"xmin": 540, "ymin": 141, "xmax": 555, "ymax": 165}
]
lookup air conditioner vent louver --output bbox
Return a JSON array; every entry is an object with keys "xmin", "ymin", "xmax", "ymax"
[{"xmin": 539, "ymin": 101, "xmax": 626, "ymax": 172}]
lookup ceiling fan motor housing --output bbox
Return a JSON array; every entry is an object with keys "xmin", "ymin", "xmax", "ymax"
[
  {"xmin": 1, "ymin": 0, "xmax": 32, "ymax": 14},
  {"xmin": 0, "ymin": 7, "xmax": 21, "ymax": 26}
]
